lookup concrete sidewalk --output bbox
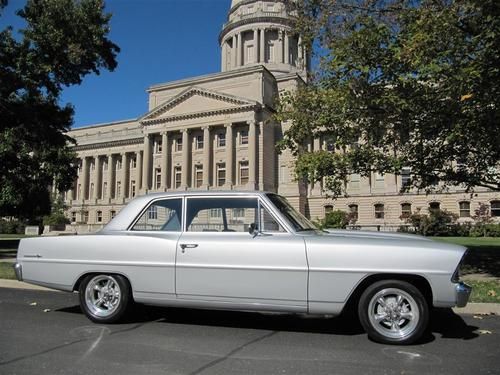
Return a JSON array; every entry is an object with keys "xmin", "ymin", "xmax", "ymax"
[{"xmin": 0, "ymin": 278, "xmax": 499, "ymax": 315}]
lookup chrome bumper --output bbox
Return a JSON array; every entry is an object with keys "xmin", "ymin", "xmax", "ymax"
[
  {"xmin": 13, "ymin": 263, "xmax": 22, "ymax": 281},
  {"xmin": 455, "ymin": 282, "xmax": 472, "ymax": 307}
]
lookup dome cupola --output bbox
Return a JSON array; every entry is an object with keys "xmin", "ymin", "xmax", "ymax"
[{"xmin": 220, "ymin": 0, "xmax": 308, "ymax": 77}]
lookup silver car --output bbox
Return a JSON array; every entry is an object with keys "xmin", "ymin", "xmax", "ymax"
[{"xmin": 14, "ymin": 191, "xmax": 471, "ymax": 344}]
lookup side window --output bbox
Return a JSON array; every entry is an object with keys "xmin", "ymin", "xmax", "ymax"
[
  {"xmin": 186, "ymin": 197, "xmax": 258, "ymax": 232},
  {"xmin": 131, "ymin": 198, "xmax": 182, "ymax": 231},
  {"xmin": 260, "ymin": 204, "xmax": 285, "ymax": 232}
]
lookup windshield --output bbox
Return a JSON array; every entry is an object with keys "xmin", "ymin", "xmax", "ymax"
[{"xmin": 266, "ymin": 193, "xmax": 317, "ymax": 232}]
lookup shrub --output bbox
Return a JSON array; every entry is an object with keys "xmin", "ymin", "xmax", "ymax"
[
  {"xmin": 316, "ymin": 209, "xmax": 356, "ymax": 229},
  {"xmin": 406, "ymin": 209, "xmax": 458, "ymax": 236},
  {"xmin": 0, "ymin": 219, "xmax": 26, "ymax": 234}
]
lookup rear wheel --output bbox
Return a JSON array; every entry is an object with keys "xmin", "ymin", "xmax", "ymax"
[
  {"xmin": 79, "ymin": 274, "xmax": 131, "ymax": 323},
  {"xmin": 358, "ymin": 280, "xmax": 429, "ymax": 345}
]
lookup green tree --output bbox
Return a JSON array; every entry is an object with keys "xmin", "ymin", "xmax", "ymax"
[
  {"xmin": 277, "ymin": 0, "xmax": 500, "ymax": 196},
  {"xmin": 0, "ymin": 0, "xmax": 119, "ymax": 219}
]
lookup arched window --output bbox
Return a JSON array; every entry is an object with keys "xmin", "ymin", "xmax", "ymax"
[
  {"xmin": 348, "ymin": 204, "xmax": 358, "ymax": 221},
  {"xmin": 429, "ymin": 202, "xmax": 440, "ymax": 213},
  {"xmin": 459, "ymin": 202, "xmax": 471, "ymax": 217},
  {"xmin": 491, "ymin": 201, "xmax": 500, "ymax": 217},
  {"xmin": 374, "ymin": 204, "xmax": 385, "ymax": 219},
  {"xmin": 401, "ymin": 203, "xmax": 412, "ymax": 218}
]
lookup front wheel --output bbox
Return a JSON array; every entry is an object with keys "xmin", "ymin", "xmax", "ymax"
[
  {"xmin": 79, "ymin": 274, "xmax": 131, "ymax": 323},
  {"xmin": 358, "ymin": 280, "xmax": 429, "ymax": 345}
]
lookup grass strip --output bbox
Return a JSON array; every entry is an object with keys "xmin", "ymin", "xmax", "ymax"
[
  {"xmin": 467, "ymin": 280, "xmax": 500, "ymax": 303},
  {"xmin": 0, "ymin": 262, "xmax": 15, "ymax": 280}
]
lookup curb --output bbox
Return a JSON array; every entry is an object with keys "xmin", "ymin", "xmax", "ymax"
[{"xmin": 0, "ymin": 279, "xmax": 499, "ymax": 315}]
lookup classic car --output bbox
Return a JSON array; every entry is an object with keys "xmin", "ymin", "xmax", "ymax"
[{"xmin": 14, "ymin": 191, "xmax": 471, "ymax": 344}]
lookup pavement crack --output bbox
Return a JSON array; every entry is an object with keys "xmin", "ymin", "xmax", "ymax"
[{"xmin": 189, "ymin": 330, "xmax": 278, "ymax": 375}]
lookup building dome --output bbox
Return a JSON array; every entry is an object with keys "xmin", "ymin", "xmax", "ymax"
[{"xmin": 220, "ymin": 0, "xmax": 308, "ymax": 77}]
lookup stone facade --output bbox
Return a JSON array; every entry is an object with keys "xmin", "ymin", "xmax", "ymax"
[{"xmin": 64, "ymin": 0, "xmax": 500, "ymax": 231}]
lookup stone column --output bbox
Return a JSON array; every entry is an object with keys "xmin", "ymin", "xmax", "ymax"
[
  {"xmin": 258, "ymin": 122, "xmax": 265, "ymax": 190},
  {"xmin": 298, "ymin": 35, "xmax": 303, "ymax": 68},
  {"xmin": 161, "ymin": 131, "xmax": 169, "ymax": 190},
  {"xmin": 253, "ymin": 29, "xmax": 258, "ymax": 63},
  {"xmin": 248, "ymin": 120, "xmax": 257, "ymax": 188},
  {"xmin": 221, "ymin": 41, "xmax": 227, "ymax": 71},
  {"xmin": 136, "ymin": 151, "xmax": 143, "ymax": 191},
  {"xmin": 121, "ymin": 153, "xmax": 128, "ymax": 198},
  {"xmin": 232, "ymin": 34, "xmax": 237, "ymax": 68},
  {"xmin": 260, "ymin": 28, "xmax": 265, "ymax": 63},
  {"xmin": 202, "ymin": 126, "xmax": 211, "ymax": 188},
  {"xmin": 142, "ymin": 135, "xmax": 152, "ymax": 191},
  {"xmin": 225, "ymin": 123, "xmax": 233, "ymax": 187},
  {"xmin": 81, "ymin": 157, "xmax": 89, "ymax": 200},
  {"xmin": 237, "ymin": 33, "xmax": 242, "ymax": 67},
  {"xmin": 181, "ymin": 129, "xmax": 190, "ymax": 189},
  {"xmin": 284, "ymin": 30, "xmax": 290, "ymax": 65},
  {"xmin": 107, "ymin": 154, "xmax": 114, "ymax": 199},
  {"xmin": 95, "ymin": 156, "xmax": 103, "ymax": 200}
]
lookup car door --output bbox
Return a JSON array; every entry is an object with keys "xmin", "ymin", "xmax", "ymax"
[{"xmin": 175, "ymin": 195, "xmax": 308, "ymax": 311}]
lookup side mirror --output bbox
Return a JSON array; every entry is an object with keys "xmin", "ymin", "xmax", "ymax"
[{"xmin": 248, "ymin": 223, "xmax": 259, "ymax": 238}]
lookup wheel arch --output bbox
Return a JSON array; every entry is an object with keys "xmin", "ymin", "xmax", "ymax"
[
  {"xmin": 343, "ymin": 273, "xmax": 433, "ymax": 314},
  {"xmin": 73, "ymin": 271, "xmax": 134, "ymax": 298}
]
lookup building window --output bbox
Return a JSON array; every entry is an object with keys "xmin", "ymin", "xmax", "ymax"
[
  {"xmin": 96, "ymin": 211, "xmax": 103, "ymax": 223},
  {"xmin": 175, "ymin": 137, "xmax": 183, "ymax": 152},
  {"xmin": 130, "ymin": 157, "xmax": 136, "ymax": 169},
  {"xmin": 103, "ymin": 161, "xmax": 108, "ymax": 171},
  {"xmin": 401, "ymin": 203, "xmax": 412, "ymax": 218},
  {"xmin": 240, "ymin": 130, "xmax": 248, "ymax": 145},
  {"xmin": 429, "ymin": 202, "xmax": 440, "ymax": 213},
  {"xmin": 374, "ymin": 204, "xmax": 385, "ymax": 219},
  {"xmin": 130, "ymin": 180, "xmax": 136, "ymax": 198},
  {"xmin": 82, "ymin": 211, "xmax": 89, "ymax": 223},
  {"xmin": 155, "ymin": 139, "xmax": 162, "ymax": 154},
  {"xmin": 110, "ymin": 210, "xmax": 116, "ymax": 219},
  {"xmin": 147, "ymin": 205, "xmax": 158, "ymax": 220},
  {"xmin": 217, "ymin": 163, "xmax": 226, "ymax": 186},
  {"xmin": 239, "ymin": 161, "xmax": 249, "ymax": 185},
  {"xmin": 324, "ymin": 205, "xmax": 333, "ymax": 214},
  {"xmin": 490, "ymin": 201, "xmax": 500, "ymax": 217},
  {"xmin": 71, "ymin": 212, "xmax": 77, "ymax": 223},
  {"xmin": 155, "ymin": 168, "xmax": 161, "ymax": 190},
  {"xmin": 103, "ymin": 182, "xmax": 107, "ymax": 199},
  {"xmin": 217, "ymin": 133, "xmax": 226, "ymax": 147},
  {"xmin": 210, "ymin": 208, "xmax": 222, "ymax": 218},
  {"xmin": 116, "ymin": 160, "xmax": 121, "ymax": 170},
  {"xmin": 195, "ymin": 165, "xmax": 203, "ymax": 188},
  {"xmin": 196, "ymin": 135, "xmax": 204, "ymax": 150},
  {"xmin": 459, "ymin": 201, "xmax": 470, "ymax": 217},
  {"xmin": 245, "ymin": 44, "xmax": 254, "ymax": 64},
  {"xmin": 116, "ymin": 181, "xmax": 121, "ymax": 197},
  {"xmin": 349, "ymin": 204, "xmax": 358, "ymax": 221},
  {"xmin": 324, "ymin": 136, "xmax": 335, "ymax": 152},
  {"xmin": 267, "ymin": 43, "xmax": 275, "ymax": 63},
  {"xmin": 401, "ymin": 167, "xmax": 411, "ymax": 187},
  {"xmin": 374, "ymin": 172, "xmax": 385, "ymax": 188},
  {"xmin": 349, "ymin": 173, "xmax": 360, "ymax": 189},
  {"xmin": 233, "ymin": 208, "xmax": 245, "ymax": 219},
  {"xmin": 174, "ymin": 166, "xmax": 182, "ymax": 188}
]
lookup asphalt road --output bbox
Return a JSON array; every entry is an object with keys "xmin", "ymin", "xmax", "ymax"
[{"xmin": 1, "ymin": 288, "xmax": 499, "ymax": 375}]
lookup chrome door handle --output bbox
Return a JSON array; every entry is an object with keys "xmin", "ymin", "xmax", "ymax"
[{"xmin": 180, "ymin": 243, "xmax": 198, "ymax": 252}]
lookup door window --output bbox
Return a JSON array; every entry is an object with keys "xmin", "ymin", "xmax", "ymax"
[{"xmin": 131, "ymin": 198, "xmax": 182, "ymax": 231}]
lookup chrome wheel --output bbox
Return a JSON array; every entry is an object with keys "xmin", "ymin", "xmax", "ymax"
[
  {"xmin": 84, "ymin": 275, "xmax": 122, "ymax": 318},
  {"xmin": 367, "ymin": 288, "xmax": 419, "ymax": 340}
]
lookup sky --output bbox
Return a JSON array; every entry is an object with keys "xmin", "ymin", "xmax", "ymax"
[{"xmin": 2, "ymin": 0, "xmax": 231, "ymax": 128}]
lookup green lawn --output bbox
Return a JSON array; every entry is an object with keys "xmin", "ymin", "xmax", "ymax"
[
  {"xmin": 0, "ymin": 234, "xmax": 30, "ymax": 239},
  {"xmin": 0, "ymin": 262, "xmax": 15, "ymax": 280}
]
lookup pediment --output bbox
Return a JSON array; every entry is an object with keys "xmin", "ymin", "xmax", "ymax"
[{"xmin": 140, "ymin": 87, "xmax": 258, "ymax": 125}]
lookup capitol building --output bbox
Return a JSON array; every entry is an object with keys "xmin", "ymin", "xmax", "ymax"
[{"xmin": 64, "ymin": 0, "xmax": 499, "ymax": 230}]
